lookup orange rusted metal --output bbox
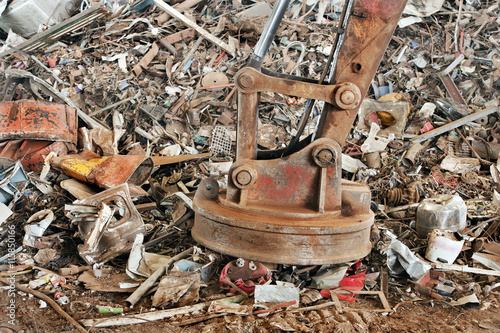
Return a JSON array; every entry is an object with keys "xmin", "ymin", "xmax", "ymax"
[
  {"xmin": 234, "ymin": 67, "xmax": 362, "ymax": 110},
  {"xmin": 21, "ymin": 141, "xmax": 74, "ymax": 172},
  {"xmin": 51, "ymin": 149, "xmax": 154, "ymax": 189},
  {"xmin": 316, "ymin": 0, "xmax": 408, "ymax": 146},
  {"xmin": 0, "ymin": 100, "xmax": 78, "ymax": 144},
  {"xmin": 0, "ymin": 139, "xmax": 75, "ymax": 172}
]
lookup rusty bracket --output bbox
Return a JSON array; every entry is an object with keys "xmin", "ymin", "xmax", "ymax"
[{"xmin": 234, "ymin": 67, "xmax": 361, "ymax": 110}]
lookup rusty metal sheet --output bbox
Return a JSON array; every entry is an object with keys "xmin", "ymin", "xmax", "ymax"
[
  {"xmin": 0, "ymin": 100, "xmax": 78, "ymax": 144},
  {"xmin": 0, "ymin": 140, "xmax": 24, "ymax": 160},
  {"xmin": 0, "ymin": 139, "xmax": 74, "ymax": 172},
  {"xmin": 438, "ymin": 73, "xmax": 467, "ymax": 105},
  {"xmin": 21, "ymin": 141, "xmax": 74, "ymax": 172},
  {"xmin": 51, "ymin": 149, "xmax": 154, "ymax": 189}
]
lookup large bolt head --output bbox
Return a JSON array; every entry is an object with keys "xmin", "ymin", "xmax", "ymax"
[
  {"xmin": 317, "ymin": 149, "xmax": 334, "ymax": 164},
  {"xmin": 231, "ymin": 165, "xmax": 258, "ymax": 189},
  {"xmin": 236, "ymin": 170, "xmax": 252, "ymax": 186},
  {"xmin": 340, "ymin": 90, "xmax": 355, "ymax": 105},
  {"xmin": 334, "ymin": 84, "xmax": 360, "ymax": 109},
  {"xmin": 237, "ymin": 74, "xmax": 255, "ymax": 89},
  {"xmin": 312, "ymin": 145, "xmax": 337, "ymax": 167}
]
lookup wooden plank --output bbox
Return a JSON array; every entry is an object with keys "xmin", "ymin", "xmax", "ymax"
[
  {"xmin": 288, "ymin": 301, "xmax": 337, "ymax": 313},
  {"xmin": 329, "ymin": 290, "xmax": 343, "ymax": 313},
  {"xmin": 152, "ymin": 152, "xmax": 211, "ymax": 166},
  {"xmin": 344, "ymin": 308, "xmax": 394, "ymax": 313},
  {"xmin": 377, "ymin": 291, "xmax": 391, "ymax": 311},
  {"xmin": 431, "ymin": 262, "xmax": 500, "ymax": 276},
  {"xmin": 410, "ymin": 106, "xmax": 499, "ymax": 143},
  {"xmin": 331, "ymin": 290, "xmax": 391, "ymax": 312},
  {"xmin": 177, "ymin": 181, "xmax": 190, "ymax": 194},
  {"xmin": 81, "ymin": 295, "xmax": 245, "ymax": 327},
  {"xmin": 381, "ymin": 268, "xmax": 389, "ymax": 299}
]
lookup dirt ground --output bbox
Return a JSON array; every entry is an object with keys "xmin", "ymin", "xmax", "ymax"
[{"xmin": 1, "ymin": 287, "xmax": 499, "ymax": 333}]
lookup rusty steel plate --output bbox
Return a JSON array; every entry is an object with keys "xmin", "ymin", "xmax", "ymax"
[
  {"xmin": 0, "ymin": 100, "xmax": 78, "ymax": 144},
  {"xmin": 52, "ymin": 149, "xmax": 154, "ymax": 189},
  {"xmin": 193, "ymin": 178, "xmax": 374, "ymax": 265},
  {"xmin": 21, "ymin": 141, "xmax": 74, "ymax": 172}
]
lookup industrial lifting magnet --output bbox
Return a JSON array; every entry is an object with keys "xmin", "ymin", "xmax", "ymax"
[{"xmin": 193, "ymin": 0, "xmax": 408, "ymax": 264}]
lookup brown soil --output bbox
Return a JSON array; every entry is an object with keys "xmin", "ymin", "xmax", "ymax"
[{"xmin": 1, "ymin": 288, "xmax": 499, "ymax": 333}]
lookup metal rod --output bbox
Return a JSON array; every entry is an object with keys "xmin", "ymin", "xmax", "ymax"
[
  {"xmin": 236, "ymin": 92, "xmax": 259, "ymax": 160},
  {"xmin": 410, "ymin": 106, "xmax": 499, "ymax": 143},
  {"xmin": 249, "ymin": 0, "xmax": 290, "ymax": 69}
]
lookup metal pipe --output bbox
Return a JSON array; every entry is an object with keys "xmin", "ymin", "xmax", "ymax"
[{"xmin": 249, "ymin": 0, "xmax": 290, "ymax": 69}]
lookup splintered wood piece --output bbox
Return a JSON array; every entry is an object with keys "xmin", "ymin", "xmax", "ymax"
[{"xmin": 329, "ymin": 290, "xmax": 343, "ymax": 313}]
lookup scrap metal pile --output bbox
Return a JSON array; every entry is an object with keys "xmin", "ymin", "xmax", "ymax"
[{"xmin": 0, "ymin": 0, "xmax": 499, "ymax": 331}]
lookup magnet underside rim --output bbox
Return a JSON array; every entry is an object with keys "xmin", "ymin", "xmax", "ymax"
[{"xmin": 193, "ymin": 196, "xmax": 374, "ymax": 265}]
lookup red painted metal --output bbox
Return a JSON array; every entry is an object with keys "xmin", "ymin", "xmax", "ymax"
[
  {"xmin": 21, "ymin": 141, "xmax": 74, "ymax": 172},
  {"xmin": 0, "ymin": 139, "xmax": 75, "ymax": 172},
  {"xmin": 0, "ymin": 100, "xmax": 78, "ymax": 144}
]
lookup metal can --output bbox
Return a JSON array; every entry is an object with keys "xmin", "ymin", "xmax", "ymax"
[{"xmin": 416, "ymin": 194, "xmax": 466, "ymax": 238}]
